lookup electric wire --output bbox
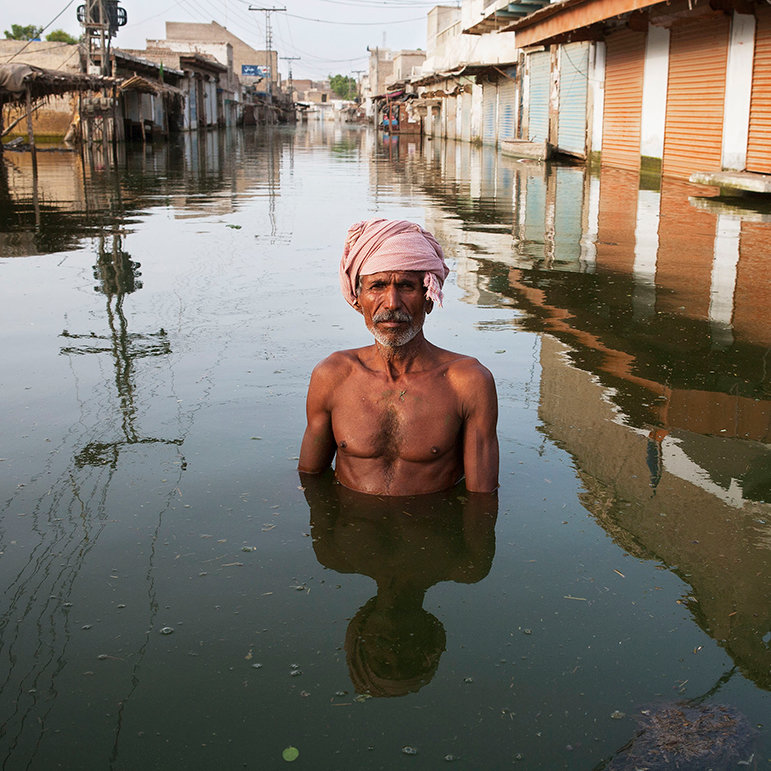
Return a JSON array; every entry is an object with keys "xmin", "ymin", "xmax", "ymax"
[{"xmin": 9, "ymin": 0, "xmax": 77, "ymax": 61}]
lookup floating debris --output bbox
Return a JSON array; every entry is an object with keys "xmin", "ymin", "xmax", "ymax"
[
  {"xmin": 160, "ymin": 626, "xmax": 174, "ymax": 635},
  {"xmin": 282, "ymin": 746, "xmax": 299, "ymax": 762},
  {"xmin": 401, "ymin": 745, "xmax": 418, "ymax": 755},
  {"xmin": 610, "ymin": 710, "xmax": 626, "ymax": 720},
  {"xmin": 444, "ymin": 753, "xmax": 459, "ymax": 761},
  {"xmin": 251, "ymin": 663, "xmax": 263, "ymax": 669},
  {"xmin": 605, "ymin": 703, "xmax": 755, "ymax": 770}
]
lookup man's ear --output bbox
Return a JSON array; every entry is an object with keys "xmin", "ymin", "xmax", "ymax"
[
  {"xmin": 425, "ymin": 298, "xmax": 434, "ymax": 314},
  {"xmin": 353, "ymin": 298, "xmax": 363, "ymax": 314}
]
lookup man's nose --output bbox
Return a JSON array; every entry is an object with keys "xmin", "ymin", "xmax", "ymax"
[{"xmin": 383, "ymin": 284, "xmax": 400, "ymax": 308}]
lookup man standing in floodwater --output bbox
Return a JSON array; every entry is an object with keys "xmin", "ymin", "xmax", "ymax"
[{"xmin": 298, "ymin": 219, "xmax": 499, "ymax": 496}]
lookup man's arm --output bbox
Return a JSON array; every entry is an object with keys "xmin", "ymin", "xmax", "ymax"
[
  {"xmin": 298, "ymin": 358, "xmax": 339, "ymax": 474},
  {"xmin": 460, "ymin": 362, "xmax": 499, "ymax": 493}
]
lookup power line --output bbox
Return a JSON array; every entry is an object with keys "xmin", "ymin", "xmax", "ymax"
[
  {"xmin": 285, "ymin": 12, "xmax": 424, "ymax": 25},
  {"xmin": 8, "ymin": 0, "xmax": 77, "ymax": 61}
]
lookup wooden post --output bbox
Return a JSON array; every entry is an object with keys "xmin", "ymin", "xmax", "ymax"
[{"xmin": 25, "ymin": 86, "xmax": 37, "ymax": 169}]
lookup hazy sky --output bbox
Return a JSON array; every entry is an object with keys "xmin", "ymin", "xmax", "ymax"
[{"xmin": 19, "ymin": 0, "xmax": 445, "ymax": 80}]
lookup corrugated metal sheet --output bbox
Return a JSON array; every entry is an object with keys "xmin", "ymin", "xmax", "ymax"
[
  {"xmin": 747, "ymin": 4, "xmax": 771, "ymax": 173},
  {"xmin": 602, "ymin": 28, "xmax": 646, "ymax": 171},
  {"xmin": 557, "ymin": 42, "xmax": 590, "ymax": 157},
  {"xmin": 662, "ymin": 16, "xmax": 729, "ymax": 179},
  {"xmin": 483, "ymin": 81, "xmax": 497, "ymax": 145},
  {"xmin": 497, "ymin": 76, "xmax": 518, "ymax": 142},
  {"xmin": 528, "ymin": 51, "xmax": 550, "ymax": 142}
]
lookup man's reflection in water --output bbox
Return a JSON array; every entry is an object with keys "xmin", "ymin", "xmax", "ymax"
[{"xmin": 300, "ymin": 470, "xmax": 497, "ymax": 697}]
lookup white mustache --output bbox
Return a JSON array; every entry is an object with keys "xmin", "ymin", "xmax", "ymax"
[{"xmin": 373, "ymin": 310, "xmax": 412, "ymax": 323}]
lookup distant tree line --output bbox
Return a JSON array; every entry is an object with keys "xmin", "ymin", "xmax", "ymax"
[
  {"xmin": 4, "ymin": 23, "xmax": 79, "ymax": 44},
  {"xmin": 329, "ymin": 74, "xmax": 358, "ymax": 101}
]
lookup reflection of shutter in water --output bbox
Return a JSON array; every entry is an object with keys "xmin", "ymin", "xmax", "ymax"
[
  {"xmin": 553, "ymin": 167, "xmax": 585, "ymax": 267},
  {"xmin": 483, "ymin": 81, "xmax": 497, "ymax": 145},
  {"xmin": 528, "ymin": 51, "xmax": 550, "ymax": 143},
  {"xmin": 557, "ymin": 43, "xmax": 590, "ymax": 157}
]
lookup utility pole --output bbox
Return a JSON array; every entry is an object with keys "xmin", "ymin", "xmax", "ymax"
[
  {"xmin": 280, "ymin": 56, "xmax": 300, "ymax": 96},
  {"xmin": 352, "ymin": 69, "xmax": 365, "ymax": 100},
  {"xmin": 248, "ymin": 6, "xmax": 286, "ymax": 102},
  {"xmin": 77, "ymin": 0, "xmax": 127, "ymax": 76}
]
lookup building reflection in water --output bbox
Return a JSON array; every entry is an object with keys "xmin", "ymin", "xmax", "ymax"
[
  {"xmin": 381, "ymin": 139, "xmax": 770, "ymax": 692},
  {"xmin": 302, "ymin": 471, "xmax": 497, "ymax": 697}
]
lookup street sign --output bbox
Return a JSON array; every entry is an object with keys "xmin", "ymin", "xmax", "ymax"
[{"xmin": 241, "ymin": 65, "xmax": 269, "ymax": 78}]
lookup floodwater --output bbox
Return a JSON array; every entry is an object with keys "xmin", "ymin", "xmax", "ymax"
[{"xmin": 0, "ymin": 125, "xmax": 768, "ymax": 770}]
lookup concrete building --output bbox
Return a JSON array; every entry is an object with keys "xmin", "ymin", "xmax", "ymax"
[
  {"xmin": 412, "ymin": 1, "xmax": 519, "ymax": 145},
  {"xmin": 163, "ymin": 21, "xmax": 279, "ymax": 98},
  {"xmin": 496, "ymin": 0, "xmax": 771, "ymax": 184}
]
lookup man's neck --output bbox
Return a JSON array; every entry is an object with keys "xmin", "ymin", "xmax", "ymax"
[{"xmin": 373, "ymin": 333, "xmax": 432, "ymax": 378}]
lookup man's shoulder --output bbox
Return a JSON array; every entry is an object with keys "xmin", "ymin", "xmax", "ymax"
[
  {"xmin": 436, "ymin": 348, "xmax": 495, "ymax": 384},
  {"xmin": 311, "ymin": 347, "xmax": 368, "ymax": 379}
]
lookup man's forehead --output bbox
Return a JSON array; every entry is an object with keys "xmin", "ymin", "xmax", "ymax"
[{"xmin": 360, "ymin": 270, "xmax": 424, "ymax": 283}]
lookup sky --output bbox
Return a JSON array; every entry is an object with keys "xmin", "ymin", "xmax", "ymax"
[{"xmin": 18, "ymin": 0, "xmax": 446, "ymax": 80}]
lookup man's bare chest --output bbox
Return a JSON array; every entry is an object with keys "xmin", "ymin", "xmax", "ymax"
[{"xmin": 331, "ymin": 376, "xmax": 462, "ymax": 463}]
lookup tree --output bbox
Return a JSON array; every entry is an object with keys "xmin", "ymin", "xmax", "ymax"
[
  {"xmin": 46, "ymin": 29, "xmax": 79, "ymax": 44},
  {"xmin": 329, "ymin": 74, "xmax": 358, "ymax": 101},
  {"xmin": 4, "ymin": 24, "xmax": 43, "ymax": 40}
]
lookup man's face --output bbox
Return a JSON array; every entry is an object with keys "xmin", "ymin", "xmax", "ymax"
[{"xmin": 356, "ymin": 271, "xmax": 431, "ymax": 348}]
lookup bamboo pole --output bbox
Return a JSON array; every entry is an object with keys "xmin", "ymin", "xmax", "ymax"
[{"xmin": 25, "ymin": 86, "xmax": 37, "ymax": 168}]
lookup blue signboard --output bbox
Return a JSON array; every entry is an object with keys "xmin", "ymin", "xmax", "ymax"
[{"xmin": 242, "ymin": 64, "xmax": 269, "ymax": 78}]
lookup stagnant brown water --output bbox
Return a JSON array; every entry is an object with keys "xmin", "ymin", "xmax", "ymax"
[{"xmin": 1, "ymin": 125, "xmax": 768, "ymax": 769}]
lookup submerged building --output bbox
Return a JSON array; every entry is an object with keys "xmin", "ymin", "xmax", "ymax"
[{"xmin": 414, "ymin": 0, "xmax": 771, "ymax": 184}]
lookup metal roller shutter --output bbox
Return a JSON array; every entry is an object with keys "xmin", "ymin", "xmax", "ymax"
[
  {"xmin": 528, "ymin": 51, "xmax": 550, "ymax": 142},
  {"xmin": 662, "ymin": 16, "xmax": 729, "ymax": 179},
  {"xmin": 497, "ymin": 74, "xmax": 518, "ymax": 142},
  {"xmin": 602, "ymin": 28, "xmax": 646, "ymax": 171},
  {"xmin": 483, "ymin": 81, "xmax": 497, "ymax": 145},
  {"xmin": 558, "ymin": 43, "xmax": 590, "ymax": 157},
  {"xmin": 747, "ymin": 4, "xmax": 771, "ymax": 173}
]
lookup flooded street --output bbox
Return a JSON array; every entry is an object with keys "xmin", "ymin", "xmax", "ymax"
[{"xmin": 1, "ymin": 126, "xmax": 768, "ymax": 769}]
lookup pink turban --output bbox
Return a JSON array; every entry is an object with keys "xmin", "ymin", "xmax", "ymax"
[{"xmin": 339, "ymin": 219, "xmax": 450, "ymax": 309}]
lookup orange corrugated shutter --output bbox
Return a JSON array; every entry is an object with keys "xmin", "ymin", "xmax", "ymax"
[
  {"xmin": 662, "ymin": 15, "xmax": 729, "ymax": 179},
  {"xmin": 747, "ymin": 4, "xmax": 771, "ymax": 173},
  {"xmin": 602, "ymin": 28, "xmax": 646, "ymax": 172}
]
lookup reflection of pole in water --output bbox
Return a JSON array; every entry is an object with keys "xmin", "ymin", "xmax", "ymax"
[
  {"xmin": 268, "ymin": 128, "xmax": 277, "ymax": 238},
  {"xmin": 60, "ymin": 231, "xmax": 180, "ymax": 465},
  {"xmin": 0, "ymin": 230, "xmax": 186, "ymax": 766}
]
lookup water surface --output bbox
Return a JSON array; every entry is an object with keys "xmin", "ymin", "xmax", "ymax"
[{"xmin": 1, "ymin": 125, "xmax": 768, "ymax": 769}]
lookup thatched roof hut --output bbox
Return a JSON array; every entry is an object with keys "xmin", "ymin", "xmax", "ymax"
[{"xmin": 0, "ymin": 63, "xmax": 114, "ymax": 105}]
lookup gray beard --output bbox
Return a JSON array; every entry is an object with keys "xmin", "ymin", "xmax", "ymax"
[{"xmin": 367, "ymin": 311, "xmax": 424, "ymax": 348}]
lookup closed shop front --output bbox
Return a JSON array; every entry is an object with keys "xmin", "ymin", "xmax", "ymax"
[
  {"xmin": 602, "ymin": 28, "xmax": 646, "ymax": 171},
  {"xmin": 747, "ymin": 3, "xmax": 771, "ymax": 173},
  {"xmin": 527, "ymin": 51, "xmax": 550, "ymax": 142},
  {"xmin": 482, "ymin": 81, "xmax": 497, "ymax": 145},
  {"xmin": 497, "ymin": 72, "xmax": 518, "ymax": 142},
  {"xmin": 557, "ymin": 42, "xmax": 590, "ymax": 157},
  {"xmin": 662, "ymin": 14, "xmax": 729, "ymax": 178}
]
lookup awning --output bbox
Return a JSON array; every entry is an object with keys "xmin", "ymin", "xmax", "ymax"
[
  {"xmin": 465, "ymin": 0, "xmax": 550, "ymax": 34},
  {"xmin": 500, "ymin": 0, "xmax": 664, "ymax": 46}
]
